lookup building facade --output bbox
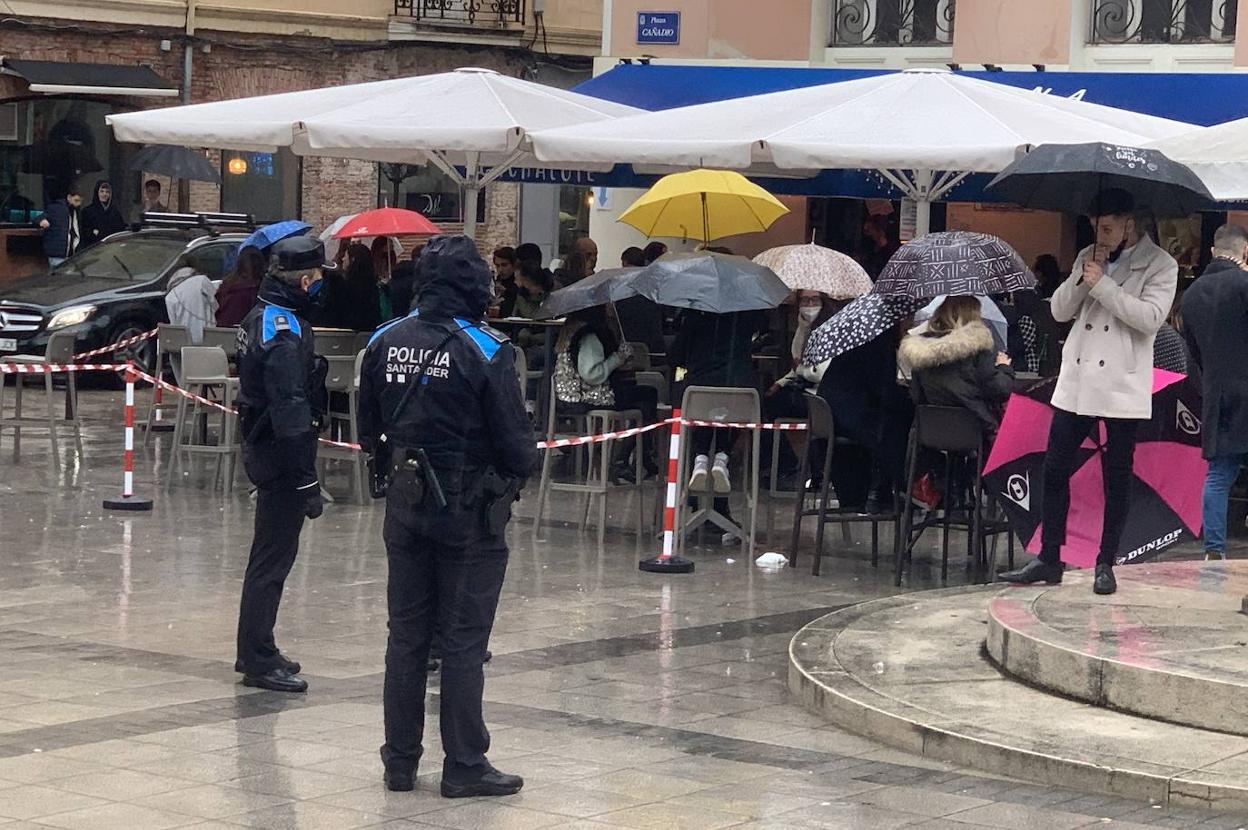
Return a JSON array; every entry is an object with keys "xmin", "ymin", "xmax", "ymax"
[
  {"xmin": 0, "ymin": 0, "xmax": 603, "ymax": 277},
  {"xmin": 588, "ymin": 0, "xmax": 1248, "ymax": 273}
]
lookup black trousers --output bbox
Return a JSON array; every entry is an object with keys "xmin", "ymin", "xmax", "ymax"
[
  {"xmin": 236, "ymin": 487, "xmax": 306, "ymax": 675},
  {"xmin": 381, "ymin": 490, "xmax": 508, "ymax": 779},
  {"xmin": 1039, "ymin": 408, "xmax": 1139, "ymax": 569}
]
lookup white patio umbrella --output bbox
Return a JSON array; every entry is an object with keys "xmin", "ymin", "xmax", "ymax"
[
  {"xmin": 107, "ymin": 68, "xmax": 642, "ymax": 236},
  {"xmin": 1145, "ymin": 119, "xmax": 1248, "ymax": 201},
  {"xmin": 531, "ymin": 69, "xmax": 1195, "ymax": 235}
]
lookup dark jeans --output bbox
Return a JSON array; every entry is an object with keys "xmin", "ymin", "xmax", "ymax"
[
  {"xmin": 1039, "ymin": 408, "xmax": 1139, "ymax": 569},
  {"xmin": 381, "ymin": 490, "xmax": 508, "ymax": 779},
  {"xmin": 236, "ymin": 487, "xmax": 306, "ymax": 675}
]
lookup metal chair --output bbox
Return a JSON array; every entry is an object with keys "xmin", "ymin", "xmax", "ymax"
[
  {"xmin": 893, "ymin": 405, "xmax": 1013, "ymax": 586},
  {"xmin": 199, "ymin": 326, "xmax": 240, "ymax": 359},
  {"xmin": 144, "ymin": 324, "xmax": 190, "ymax": 448},
  {"xmin": 167, "ymin": 346, "xmax": 239, "ymax": 492},
  {"xmin": 674, "ymin": 385, "xmax": 761, "ymax": 557},
  {"xmin": 766, "ymin": 415, "xmax": 809, "ymax": 542},
  {"xmin": 315, "ymin": 331, "xmax": 360, "ymax": 357},
  {"xmin": 789, "ymin": 395, "xmax": 900, "ymax": 575},
  {"xmin": 317, "ymin": 351, "xmax": 368, "ymax": 504},
  {"xmin": 533, "ymin": 377, "xmax": 647, "ymax": 546},
  {"xmin": 0, "ymin": 329, "xmax": 83, "ymax": 468}
]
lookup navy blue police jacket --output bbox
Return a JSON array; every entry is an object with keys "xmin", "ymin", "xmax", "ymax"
[{"xmin": 235, "ymin": 276, "xmax": 325, "ymax": 492}]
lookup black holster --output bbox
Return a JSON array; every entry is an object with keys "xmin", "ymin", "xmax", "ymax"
[{"xmin": 480, "ymin": 468, "xmax": 524, "ymax": 536}]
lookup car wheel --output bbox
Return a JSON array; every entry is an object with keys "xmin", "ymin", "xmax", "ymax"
[{"xmin": 107, "ymin": 321, "xmax": 157, "ymax": 376}]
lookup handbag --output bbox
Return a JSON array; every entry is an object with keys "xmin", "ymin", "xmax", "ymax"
[{"xmin": 554, "ymin": 349, "xmax": 615, "ymax": 407}]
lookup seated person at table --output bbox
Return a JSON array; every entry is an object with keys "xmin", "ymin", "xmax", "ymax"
[
  {"xmin": 899, "ymin": 295, "xmax": 1014, "ymax": 434},
  {"xmin": 669, "ymin": 306, "xmax": 768, "ymax": 495},
  {"xmin": 554, "ymin": 305, "xmax": 660, "ymax": 479},
  {"xmin": 817, "ymin": 326, "xmax": 914, "ymax": 513},
  {"xmin": 764, "ymin": 290, "xmax": 841, "ymax": 485}
]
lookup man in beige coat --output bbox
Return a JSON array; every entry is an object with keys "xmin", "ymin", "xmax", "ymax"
[{"xmin": 1001, "ymin": 189, "xmax": 1177, "ymax": 595}]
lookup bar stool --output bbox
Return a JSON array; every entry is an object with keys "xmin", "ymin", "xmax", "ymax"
[
  {"xmin": 0, "ymin": 329, "xmax": 83, "ymax": 468},
  {"xmin": 533, "ymin": 378, "xmax": 646, "ymax": 545},
  {"xmin": 893, "ymin": 405, "xmax": 1013, "ymax": 586},
  {"xmin": 314, "ymin": 330, "xmax": 359, "ymax": 357},
  {"xmin": 167, "ymin": 346, "xmax": 239, "ymax": 492},
  {"xmin": 789, "ymin": 395, "xmax": 900, "ymax": 574},
  {"xmin": 200, "ymin": 326, "xmax": 240, "ymax": 359},
  {"xmin": 674, "ymin": 386, "xmax": 761, "ymax": 557},
  {"xmin": 317, "ymin": 350, "xmax": 368, "ymax": 504},
  {"xmin": 144, "ymin": 324, "xmax": 190, "ymax": 448}
]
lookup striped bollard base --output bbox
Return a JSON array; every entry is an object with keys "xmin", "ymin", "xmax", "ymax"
[
  {"xmin": 640, "ymin": 407, "xmax": 694, "ymax": 574},
  {"xmin": 104, "ymin": 367, "xmax": 153, "ymax": 512}
]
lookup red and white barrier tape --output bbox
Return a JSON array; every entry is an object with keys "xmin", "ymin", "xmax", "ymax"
[
  {"xmin": 536, "ymin": 418, "xmax": 675, "ymax": 450},
  {"xmin": 681, "ymin": 418, "xmax": 808, "ymax": 431},
  {"xmin": 0, "ymin": 362, "xmax": 130, "ymax": 374},
  {"xmin": 72, "ymin": 328, "xmax": 158, "ymax": 361}
]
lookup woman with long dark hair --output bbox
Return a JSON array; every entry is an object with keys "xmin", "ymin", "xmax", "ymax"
[
  {"xmin": 215, "ymin": 246, "xmax": 267, "ymax": 326},
  {"xmin": 339, "ymin": 242, "xmax": 383, "ymax": 332}
]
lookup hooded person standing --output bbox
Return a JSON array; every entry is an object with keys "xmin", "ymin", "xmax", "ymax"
[
  {"xmin": 359, "ymin": 235, "xmax": 537, "ymax": 798},
  {"xmin": 1181, "ymin": 223, "xmax": 1248, "ymax": 561},
  {"xmin": 81, "ymin": 180, "xmax": 126, "ymax": 249},
  {"xmin": 38, "ymin": 185, "xmax": 83, "ymax": 267}
]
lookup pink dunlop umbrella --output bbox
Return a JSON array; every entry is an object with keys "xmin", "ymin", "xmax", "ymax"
[{"xmin": 984, "ymin": 369, "xmax": 1206, "ymax": 569}]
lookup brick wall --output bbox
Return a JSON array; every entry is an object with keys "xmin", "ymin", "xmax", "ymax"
[{"xmin": 1, "ymin": 20, "xmax": 533, "ymax": 246}]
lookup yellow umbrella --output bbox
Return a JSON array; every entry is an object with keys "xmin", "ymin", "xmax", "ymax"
[{"xmin": 619, "ymin": 169, "xmax": 789, "ymax": 243}]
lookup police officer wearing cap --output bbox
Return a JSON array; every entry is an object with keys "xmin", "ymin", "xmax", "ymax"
[
  {"xmin": 234, "ymin": 235, "xmax": 331, "ymax": 694},
  {"xmin": 358, "ymin": 235, "xmax": 537, "ymax": 797}
]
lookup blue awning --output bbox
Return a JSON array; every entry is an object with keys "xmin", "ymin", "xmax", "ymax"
[
  {"xmin": 575, "ymin": 64, "xmax": 1244, "ymax": 127},
  {"xmin": 556, "ymin": 65, "xmax": 1247, "ymax": 206}
]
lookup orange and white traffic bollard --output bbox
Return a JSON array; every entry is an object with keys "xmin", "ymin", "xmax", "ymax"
[
  {"xmin": 103, "ymin": 367, "xmax": 153, "ymax": 512},
  {"xmin": 640, "ymin": 408, "xmax": 694, "ymax": 574}
]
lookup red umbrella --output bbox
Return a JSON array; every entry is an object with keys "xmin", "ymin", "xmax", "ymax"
[
  {"xmin": 330, "ymin": 207, "xmax": 441, "ymax": 239},
  {"xmin": 984, "ymin": 369, "xmax": 1207, "ymax": 569}
]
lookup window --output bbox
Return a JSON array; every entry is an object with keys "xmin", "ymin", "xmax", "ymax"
[
  {"xmin": 1091, "ymin": 0, "xmax": 1236, "ymax": 43},
  {"xmin": 558, "ymin": 185, "xmax": 590, "ymax": 257},
  {"xmin": 55, "ymin": 234, "xmax": 186, "ymax": 282},
  {"xmin": 221, "ymin": 149, "xmax": 301, "ymax": 223},
  {"xmin": 831, "ymin": 0, "xmax": 956, "ymax": 46},
  {"xmin": 180, "ymin": 242, "xmax": 232, "ymax": 281},
  {"xmin": 376, "ymin": 162, "xmax": 484, "ymax": 224},
  {"xmin": 0, "ymin": 97, "xmax": 140, "ymax": 226}
]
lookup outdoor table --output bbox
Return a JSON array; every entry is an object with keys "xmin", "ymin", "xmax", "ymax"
[{"xmin": 490, "ymin": 316, "xmax": 565, "ymax": 426}]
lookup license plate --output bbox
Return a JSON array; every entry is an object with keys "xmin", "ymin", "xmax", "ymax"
[{"xmin": 0, "ymin": 338, "xmax": 15, "ymax": 352}]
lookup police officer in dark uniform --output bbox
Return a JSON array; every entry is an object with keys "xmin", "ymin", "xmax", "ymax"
[
  {"xmin": 358, "ymin": 235, "xmax": 537, "ymax": 797},
  {"xmin": 234, "ymin": 236, "xmax": 331, "ymax": 694}
]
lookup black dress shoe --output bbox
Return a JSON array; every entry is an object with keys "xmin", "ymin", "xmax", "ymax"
[
  {"xmin": 1093, "ymin": 564, "xmax": 1117, "ymax": 595},
  {"xmin": 242, "ymin": 667, "xmax": 308, "ymax": 693},
  {"xmin": 384, "ymin": 769, "xmax": 415, "ymax": 792},
  {"xmin": 483, "ymin": 650, "xmax": 492, "ymax": 664},
  {"xmin": 441, "ymin": 764, "xmax": 523, "ymax": 798},
  {"xmin": 234, "ymin": 655, "xmax": 301, "ymax": 675},
  {"xmin": 998, "ymin": 559, "xmax": 1063, "ymax": 585}
]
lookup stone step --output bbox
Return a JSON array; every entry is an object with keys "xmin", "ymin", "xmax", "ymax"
[
  {"xmin": 788, "ymin": 583, "xmax": 1248, "ymax": 811},
  {"xmin": 987, "ymin": 562, "xmax": 1248, "ymax": 737}
]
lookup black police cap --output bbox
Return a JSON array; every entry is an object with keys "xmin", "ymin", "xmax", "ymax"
[{"xmin": 271, "ymin": 235, "xmax": 335, "ymax": 273}]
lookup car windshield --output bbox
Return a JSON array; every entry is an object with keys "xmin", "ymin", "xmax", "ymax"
[{"xmin": 52, "ymin": 236, "xmax": 188, "ymax": 282}]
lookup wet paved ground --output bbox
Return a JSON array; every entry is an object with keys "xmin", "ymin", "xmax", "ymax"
[{"xmin": 0, "ymin": 384, "xmax": 1245, "ymax": 829}]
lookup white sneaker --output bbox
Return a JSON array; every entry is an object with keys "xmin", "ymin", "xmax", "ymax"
[
  {"xmin": 689, "ymin": 455, "xmax": 710, "ymax": 491},
  {"xmin": 711, "ymin": 452, "xmax": 731, "ymax": 494}
]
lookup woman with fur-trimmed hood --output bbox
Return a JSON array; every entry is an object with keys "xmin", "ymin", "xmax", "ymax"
[{"xmin": 899, "ymin": 295, "xmax": 1015, "ymax": 432}]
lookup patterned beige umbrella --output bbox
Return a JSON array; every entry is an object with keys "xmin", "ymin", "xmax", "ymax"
[{"xmin": 752, "ymin": 244, "xmax": 873, "ymax": 299}]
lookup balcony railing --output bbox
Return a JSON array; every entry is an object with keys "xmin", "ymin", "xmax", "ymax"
[
  {"xmin": 394, "ymin": 0, "xmax": 525, "ymax": 26},
  {"xmin": 1091, "ymin": 0, "xmax": 1236, "ymax": 43},
  {"xmin": 831, "ymin": 0, "xmax": 955, "ymax": 46}
]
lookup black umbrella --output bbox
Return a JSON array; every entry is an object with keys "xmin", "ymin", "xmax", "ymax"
[
  {"xmin": 127, "ymin": 145, "xmax": 221, "ymax": 184},
  {"xmin": 630, "ymin": 251, "xmax": 790, "ymax": 313},
  {"xmin": 535, "ymin": 267, "xmax": 645, "ymax": 319},
  {"xmin": 801, "ymin": 293, "xmax": 924, "ymax": 366},
  {"xmin": 873, "ymin": 231, "xmax": 1035, "ymax": 300},
  {"xmin": 985, "ymin": 142, "xmax": 1213, "ymax": 217}
]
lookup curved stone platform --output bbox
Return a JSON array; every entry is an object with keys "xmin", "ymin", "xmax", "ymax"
[
  {"xmin": 789, "ymin": 583, "xmax": 1248, "ymax": 810},
  {"xmin": 987, "ymin": 562, "xmax": 1248, "ymax": 736}
]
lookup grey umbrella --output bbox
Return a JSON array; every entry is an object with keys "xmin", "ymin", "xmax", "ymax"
[
  {"xmin": 127, "ymin": 145, "xmax": 221, "ymax": 184},
  {"xmin": 535, "ymin": 267, "xmax": 645, "ymax": 319},
  {"xmin": 630, "ymin": 252, "xmax": 790, "ymax": 313}
]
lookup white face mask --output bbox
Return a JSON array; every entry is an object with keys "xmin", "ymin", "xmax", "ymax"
[{"xmin": 799, "ymin": 306, "xmax": 820, "ymax": 321}]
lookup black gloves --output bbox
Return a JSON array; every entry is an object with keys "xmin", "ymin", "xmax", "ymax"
[{"xmin": 301, "ymin": 488, "xmax": 324, "ymax": 520}]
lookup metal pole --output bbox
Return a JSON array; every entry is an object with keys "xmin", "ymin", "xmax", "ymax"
[
  {"xmin": 178, "ymin": 0, "xmax": 196, "ymax": 213},
  {"xmin": 462, "ymin": 151, "xmax": 480, "ymax": 238}
]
